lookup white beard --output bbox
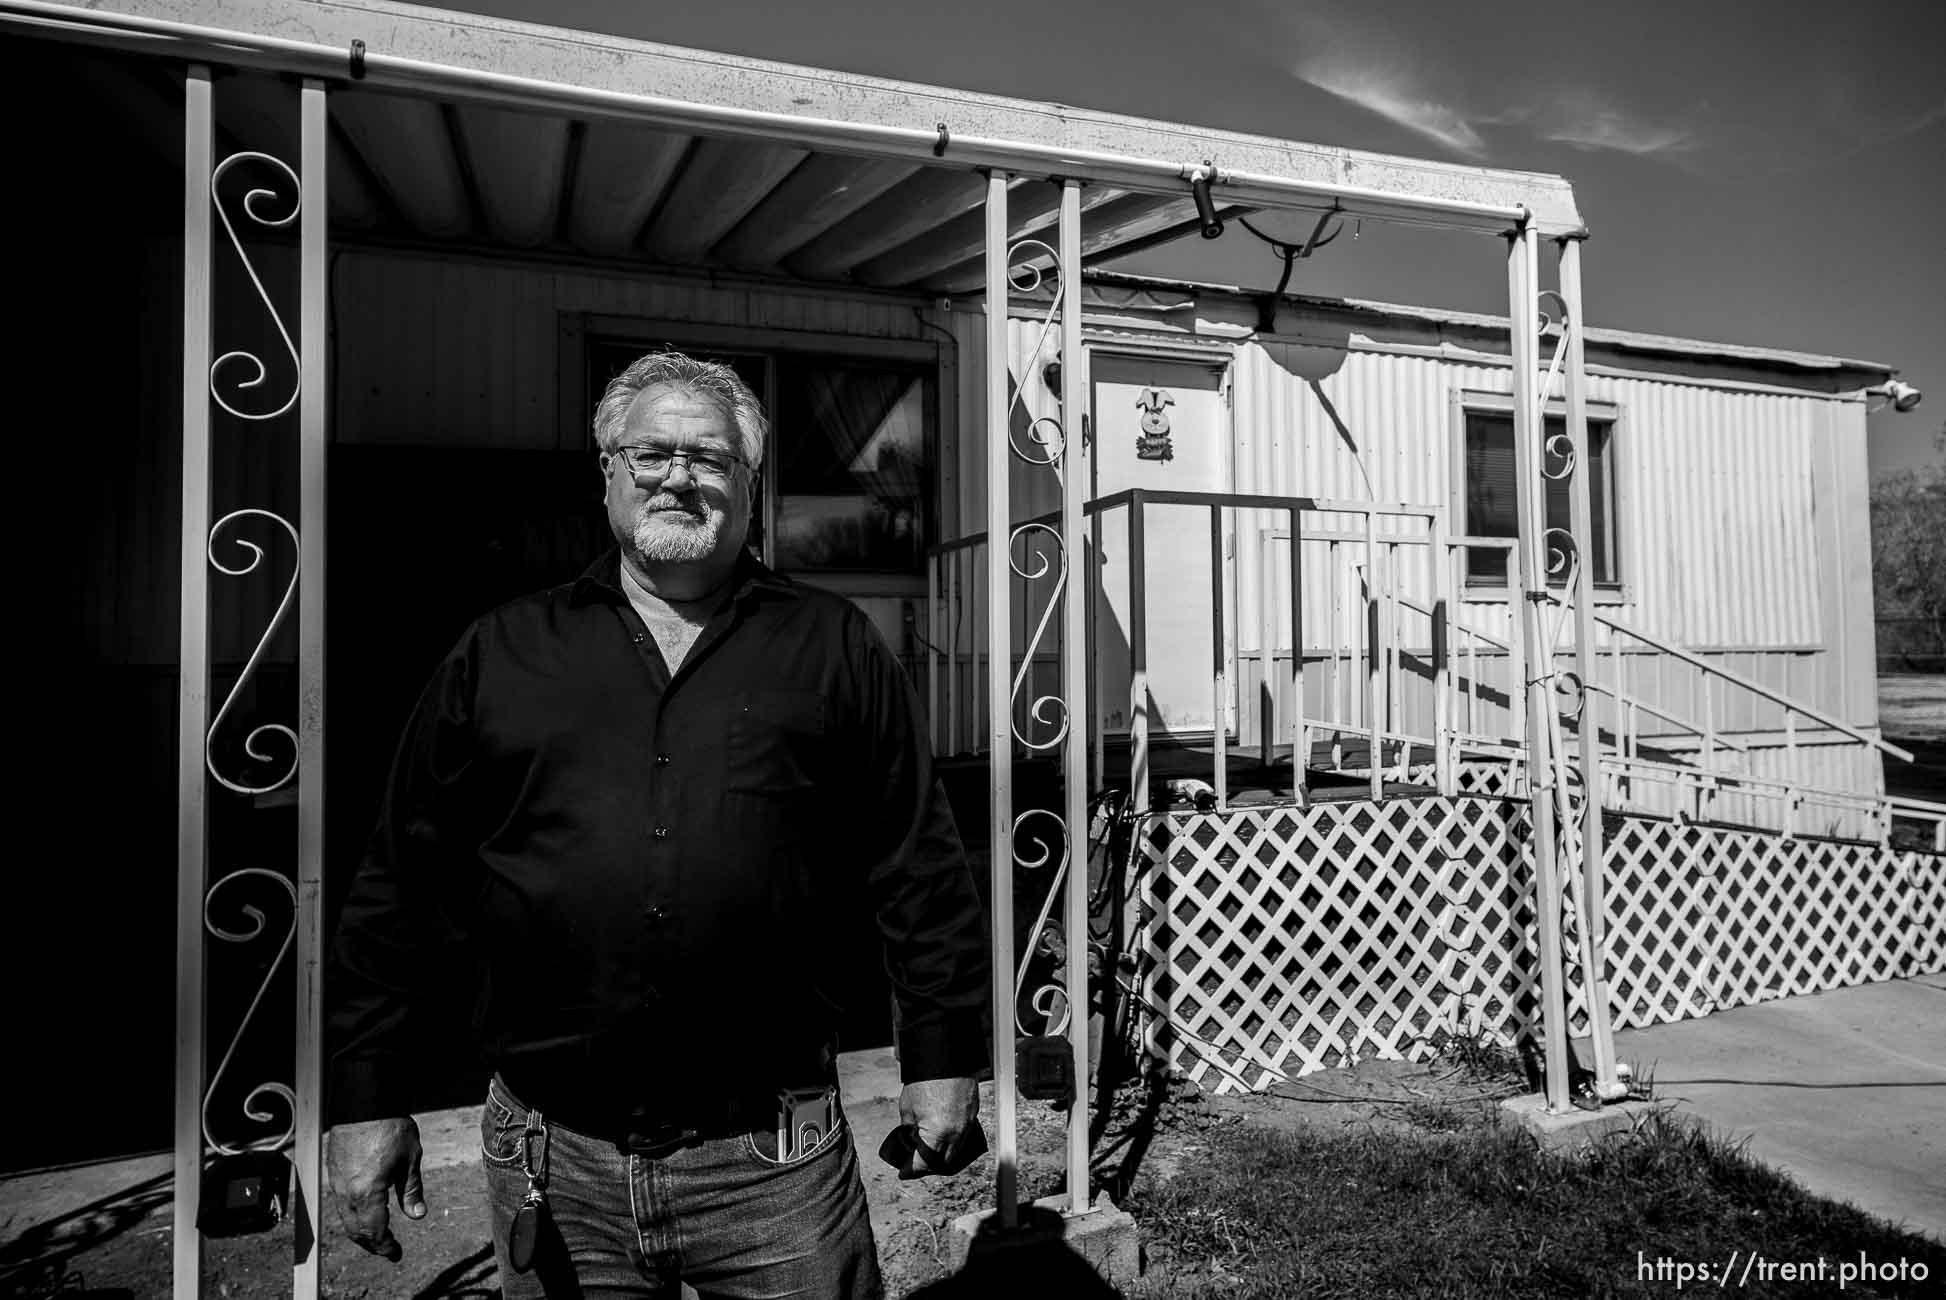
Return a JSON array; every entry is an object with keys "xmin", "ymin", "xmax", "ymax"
[{"xmin": 630, "ymin": 493, "xmax": 722, "ymax": 563}]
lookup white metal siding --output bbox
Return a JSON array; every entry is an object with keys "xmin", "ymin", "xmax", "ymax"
[
  {"xmin": 1229, "ymin": 342, "xmax": 1829, "ymax": 652},
  {"xmin": 938, "ymin": 307, "xmax": 1878, "ymax": 804}
]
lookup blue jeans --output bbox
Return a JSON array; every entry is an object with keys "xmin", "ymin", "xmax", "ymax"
[{"xmin": 481, "ymin": 1074, "xmax": 884, "ymax": 1299}]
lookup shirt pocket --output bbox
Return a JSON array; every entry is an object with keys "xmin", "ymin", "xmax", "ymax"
[{"xmin": 726, "ymin": 689, "xmax": 827, "ymax": 795}]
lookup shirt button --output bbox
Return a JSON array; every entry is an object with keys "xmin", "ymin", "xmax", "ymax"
[
  {"xmin": 643, "ymin": 905, "xmax": 667, "ymax": 924},
  {"xmin": 654, "ymin": 754, "xmax": 670, "ymax": 767},
  {"xmin": 653, "ymin": 826, "xmax": 670, "ymax": 839}
]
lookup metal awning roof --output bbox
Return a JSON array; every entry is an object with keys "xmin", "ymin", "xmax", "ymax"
[
  {"xmin": 5, "ymin": 0, "xmax": 1588, "ymax": 296},
  {"xmin": 1080, "ymin": 272, "xmax": 1897, "ymax": 384}
]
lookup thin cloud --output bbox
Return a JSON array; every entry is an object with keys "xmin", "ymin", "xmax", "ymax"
[
  {"xmin": 1885, "ymin": 99, "xmax": 1946, "ymax": 141},
  {"xmin": 1294, "ymin": 58, "xmax": 1485, "ymax": 156},
  {"xmin": 1275, "ymin": 8, "xmax": 1706, "ymax": 165},
  {"xmin": 1539, "ymin": 107, "xmax": 1696, "ymax": 157}
]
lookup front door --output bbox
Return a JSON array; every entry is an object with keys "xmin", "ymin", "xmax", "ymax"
[{"xmin": 1091, "ymin": 353, "xmax": 1234, "ymax": 738}]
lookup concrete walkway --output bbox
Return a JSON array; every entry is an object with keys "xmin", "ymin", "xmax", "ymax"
[
  {"xmin": 1614, "ymin": 972, "xmax": 1946, "ymax": 1242},
  {"xmin": 0, "ymin": 1048, "xmax": 920, "ymax": 1285}
]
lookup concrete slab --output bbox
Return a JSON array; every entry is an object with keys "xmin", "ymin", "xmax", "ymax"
[
  {"xmin": 1614, "ymin": 976, "xmax": 1946, "ymax": 1242},
  {"xmin": 0, "ymin": 1048, "xmax": 910, "ymax": 1258},
  {"xmin": 1501, "ymin": 1094, "xmax": 1663, "ymax": 1150},
  {"xmin": 944, "ymin": 1193, "xmax": 1139, "ymax": 1289}
]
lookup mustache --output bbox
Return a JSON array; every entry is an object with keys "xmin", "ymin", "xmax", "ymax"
[{"xmin": 641, "ymin": 492, "xmax": 704, "ymax": 516}]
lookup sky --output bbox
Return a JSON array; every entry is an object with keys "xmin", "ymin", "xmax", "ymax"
[{"xmin": 455, "ymin": 0, "xmax": 1944, "ymax": 479}]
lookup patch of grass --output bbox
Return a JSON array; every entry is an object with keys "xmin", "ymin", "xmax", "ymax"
[
  {"xmin": 1126, "ymin": 1109, "xmax": 1944, "ymax": 1299},
  {"xmin": 1399, "ymin": 1100, "xmax": 1469, "ymax": 1133},
  {"xmin": 1428, "ymin": 1025, "xmax": 1524, "ymax": 1085}
]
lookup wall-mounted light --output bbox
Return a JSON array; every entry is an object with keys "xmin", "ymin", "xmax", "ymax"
[
  {"xmin": 1867, "ymin": 380, "xmax": 1923, "ymax": 413},
  {"xmin": 1189, "ymin": 164, "xmax": 1224, "ymax": 240}
]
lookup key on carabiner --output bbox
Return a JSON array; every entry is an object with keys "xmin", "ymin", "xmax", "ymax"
[{"xmin": 506, "ymin": 1110, "xmax": 551, "ymax": 1274}]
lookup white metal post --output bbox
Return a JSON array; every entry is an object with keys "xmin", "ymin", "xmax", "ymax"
[
  {"xmin": 971, "ymin": 551, "xmax": 983, "ymax": 754},
  {"xmin": 1431, "ymin": 508, "xmax": 1454, "ymax": 796},
  {"xmin": 1288, "ymin": 508, "xmax": 1305, "ymax": 797},
  {"xmin": 1384, "ymin": 543, "xmax": 1400, "ymax": 776},
  {"xmin": 1090, "ymin": 513, "xmax": 1104, "ymax": 795},
  {"xmin": 1129, "ymin": 494, "xmax": 1149, "ymax": 816},
  {"xmin": 1210, "ymin": 506, "xmax": 1229, "ymax": 810},
  {"xmin": 1557, "ymin": 236, "xmax": 1618, "ymax": 1099},
  {"xmin": 1507, "ymin": 541, "xmax": 1530, "ymax": 793},
  {"xmin": 1365, "ymin": 512, "xmax": 1381, "ymax": 801},
  {"xmin": 1259, "ymin": 532, "xmax": 1274, "ymax": 770},
  {"xmin": 293, "ymin": 77, "xmax": 329, "ymax": 1300},
  {"xmin": 1328, "ymin": 540, "xmax": 1342, "ymax": 763},
  {"xmin": 1507, "ymin": 224, "xmax": 1571, "ymax": 1113},
  {"xmin": 1056, "ymin": 179, "xmax": 1092, "ymax": 1216},
  {"xmin": 983, "ymin": 173, "xmax": 1018, "ymax": 1228},
  {"xmin": 175, "ymin": 64, "xmax": 214, "ymax": 1300}
]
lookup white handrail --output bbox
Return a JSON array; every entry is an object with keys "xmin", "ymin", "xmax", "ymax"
[
  {"xmin": 928, "ymin": 492, "xmax": 1937, "ymax": 850},
  {"xmin": 1591, "ymin": 608, "xmax": 1913, "ymax": 764}
]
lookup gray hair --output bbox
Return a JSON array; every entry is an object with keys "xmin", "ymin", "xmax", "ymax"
[{"xmin": 592, "ymin": 350, "xmax": 769, "ymax": 468}]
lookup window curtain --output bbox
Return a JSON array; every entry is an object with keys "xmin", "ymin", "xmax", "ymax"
[{"xmin": 803, "ymin": 369, "xmax": 923, "ymax": 499}]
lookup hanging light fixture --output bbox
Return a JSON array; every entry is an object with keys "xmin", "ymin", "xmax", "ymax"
[{"xmin": 1189, "ymin": 163, "xmax": 1224, "ymax": 239}]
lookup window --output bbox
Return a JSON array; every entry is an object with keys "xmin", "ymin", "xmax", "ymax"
[
  {"xmin": 1461, "ymin": 406, "xmax": 1618, "ymax": 588},
  {"xmin": 771, "ymin": 357, "xmax": 932, "ymax": 574}
]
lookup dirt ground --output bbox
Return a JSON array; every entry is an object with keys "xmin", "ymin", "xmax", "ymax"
[{"xmin": 1, "ymin": 1057, "xmax": 1520, "ymax": 1299}]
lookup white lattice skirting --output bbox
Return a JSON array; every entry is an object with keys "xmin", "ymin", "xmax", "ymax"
[{"xmin": 1130, "ymin": 795, "xmax": 1946, "ymax": 1094}]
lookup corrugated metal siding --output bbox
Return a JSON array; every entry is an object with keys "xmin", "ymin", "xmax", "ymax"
[
  {"xmin": 941, "ymin": 317, "xmax": 1874, "ymax": 795},
  {"xmin": 1228, "ymin": 342, "xmax": 1829, "ymax": 655}
]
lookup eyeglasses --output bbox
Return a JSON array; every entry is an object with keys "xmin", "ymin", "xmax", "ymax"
[{"xmin": 609, "ymin": 444, "xmax": 749, "ymax": 482}]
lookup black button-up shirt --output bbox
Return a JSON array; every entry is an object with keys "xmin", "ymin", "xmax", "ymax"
[{"xmin": 327, "ymin": 550, "xmax": 989, "ymax": 1124}]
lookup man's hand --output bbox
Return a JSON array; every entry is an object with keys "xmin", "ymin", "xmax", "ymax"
[
  {"xmin": 327, "ymin": 1116, "xmax": 426, "ymax": 1262},
  {"xmin": 889, "ymin": 1076, "xmax": 982, "ymax": 1178}
]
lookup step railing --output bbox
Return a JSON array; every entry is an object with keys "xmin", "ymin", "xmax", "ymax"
[
  {"xmin": 1385, "ymin": 571, "xmax": 1945, "ymax": 848},
  {"xmin": 928, "ymin": 489, "xmax": 1946, "ymax": 848}
]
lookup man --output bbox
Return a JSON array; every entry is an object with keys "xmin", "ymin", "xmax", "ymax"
[{"xmin": 326, "ymin": 350, "xmax": 990, "ymax": 1298}]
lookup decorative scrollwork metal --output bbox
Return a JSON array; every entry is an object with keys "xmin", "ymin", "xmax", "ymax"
[
  {"xmin": 1552, "ymin": 668, "xmax": 1588, "ymax": 723},
  {"xmin": 210, "ymin": 151, "xmax": 302, "ymax": 422},
  {"xmin": 1004, "ymin": 238, "xmax": 1071, "ymax": 470},
  {"xmin": 1541, "ymin": 527, "xmax": 1582, "ymax": 651},
  {"xmin": 1012, "ymin": 414, "xmax": 1067, "ymax": 467},
  {"xmin": 1542, "ymin": 430, "xmax": 1578, "ymax": 481},
  {"xmin": 1535, "ymin": 289, "xmax": 1568, "ymax": 334},
  {"xmin": 1008, "ymin": 523, "xmax": 1070, "ymax": 752},
  {"xmin": 1027, "ymin": 983, "xmax": 1072, "ymax": 1038},
  {"xmin": 1542, "ymin": 527, "xmax": 1578, "ymax": 584},
  {"xmin": 1005, "ymin": 238, "xmax": 1060, "ymax": 295},
  {"xmin": 997, "ymin": 226, "xmax": 1080, "ymax": 1042},
  {"xmin": 205, "ymin": 509, "xmax": 300, "ymax": 795},
  {"xmin": 202, "ymin": 868, "xmax": 297, "ymax": 1155},
  {"xmin": 1011, "ymin": 808, "xmax": 1073, "ymax": 1036}
]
